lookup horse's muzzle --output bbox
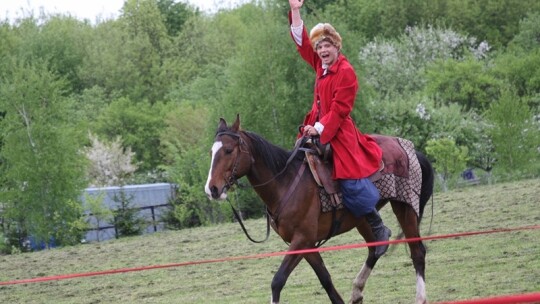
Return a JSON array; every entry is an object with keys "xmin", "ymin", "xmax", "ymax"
[{"xmin": 207, "ymin": 184, "xmax": 228, "ymax": 200}]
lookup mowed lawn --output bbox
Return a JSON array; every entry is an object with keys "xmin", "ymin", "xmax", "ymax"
[{"xmin": 0, "ymin": 179, "xmax": 539, "ymax": 303}]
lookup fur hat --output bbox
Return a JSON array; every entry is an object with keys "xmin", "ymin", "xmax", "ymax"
[{"xmin": 309, "ymin": 23, "xmax": 342, "ymax": 50}]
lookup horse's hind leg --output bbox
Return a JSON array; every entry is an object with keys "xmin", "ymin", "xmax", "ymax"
[
  {"xmin": 391, "ymin": 201, "xmax": 427, "ymax": 304},
  {"xmin": 304, "ymin": 252, "xmax": 345, "ymax": 304}
]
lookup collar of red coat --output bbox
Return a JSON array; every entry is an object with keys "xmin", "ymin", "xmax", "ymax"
[{"xmin": 318, "ymin": 53, "xmax": 345, "ymax": 77}]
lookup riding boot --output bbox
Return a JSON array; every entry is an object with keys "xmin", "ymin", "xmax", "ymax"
[{"xmin": 365, "ymin": 210, "xmax": 392, "ymax": 258}]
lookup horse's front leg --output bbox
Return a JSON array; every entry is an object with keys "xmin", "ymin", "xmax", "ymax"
[
  {"xmin": 350, "ymin": 260, "xmax": 375, "ymax": 304},
  {"xmin": 270, "ymin": 251, "xmax": 303, "ymax": 304},
  {"xmin": 350, "ymin": 218, "xmax": 379, "ymax": 304},
  {"xmin": 304, "ymin": 252, "xmax": 345, "ymax": 304}
]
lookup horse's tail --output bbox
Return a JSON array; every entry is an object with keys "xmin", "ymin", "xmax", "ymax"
[{"xmin": 416, "ymin": 151, "xmax": 434, "ymax": 226}]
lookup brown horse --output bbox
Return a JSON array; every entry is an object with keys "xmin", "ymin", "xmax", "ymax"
[{"xmin": 205, "ymin": 115, "xmax": 434, "ymax": 304}]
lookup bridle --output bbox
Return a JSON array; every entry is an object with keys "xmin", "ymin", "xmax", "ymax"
[
  {"xmin": 215, "ymin": 130, "xmax": 270, "ymax": 243},
  {"xmin": 215, "ymin": 131, "xmax": 248, "ymax": 191}
]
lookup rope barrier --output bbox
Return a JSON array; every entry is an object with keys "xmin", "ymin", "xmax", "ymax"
[
  {"xmin": 0, "ymin": 224, "xmax": 538, "ymax": 287},
  {"xmin": 434, "ymin": 292, "xmax": 540, "ymax": 304}
]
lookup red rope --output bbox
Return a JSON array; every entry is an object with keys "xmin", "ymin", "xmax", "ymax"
[
  {"xmin": 0, "ymin": 224, "xmax": 538, "ymax": 286},
  {"xmin": 434, "ymin": 292, "xmax": 540, "ymax": 304}
]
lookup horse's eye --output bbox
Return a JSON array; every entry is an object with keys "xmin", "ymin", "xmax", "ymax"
[{"xmin": 225, "ymin": 148, "xmax": 233, "ymax": 154}]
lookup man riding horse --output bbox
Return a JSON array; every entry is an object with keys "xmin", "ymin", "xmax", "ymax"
[{"xmin": 289, "ymin": 0, "xmax": 391, "ymax": 258}]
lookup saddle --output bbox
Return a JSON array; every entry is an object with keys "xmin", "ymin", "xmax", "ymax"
[{"xmin": 302, "ymin": 135, "xmax": 410, "ymax": 212}]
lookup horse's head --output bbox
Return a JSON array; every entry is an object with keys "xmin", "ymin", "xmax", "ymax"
[{"xmin": 205, "ymin": 114, "xmax": 252, "ymax": 200}]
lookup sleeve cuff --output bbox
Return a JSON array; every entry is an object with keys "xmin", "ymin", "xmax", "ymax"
[
  {"xmin": 291, "ymin": 20, "xmax": 303, "ymax": 46},
  {"xmin": 314, "ymin": 122, "xmax": 324, "ymax": 135}
]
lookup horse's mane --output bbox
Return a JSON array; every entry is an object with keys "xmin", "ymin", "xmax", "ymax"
[{"xmin": 241, "ymin": 131, "xmax": 293, "ymax": 175}]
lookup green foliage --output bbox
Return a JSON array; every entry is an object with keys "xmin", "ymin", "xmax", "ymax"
[
  {"xmin": 509, "ymin": 12, "xmax": 540, "ymax": 52},
  {"xmin": 156, "ymin": 0, "xmax": 199, "ymax": 36},
  {"xmin": 83, "ymin": 192, "xmax": 112, "ymax": 242},
  {"xmin": 164, "ymin": 183, "xmax": 206, "ymax": 229},
  {"xmin": 425, "ymin": 137, "xmax": 469, "ymax": 191},
  {"xmin": 327, "ymin": 0, "xmax": 540, "ymax": 49},
  {"xmin": 424, "ymin": 58, "xmax": 501, "ymax": 111},
  {"xmin": 70, "ymin": 86, "xmax": 110, "ymax": 128},
  {"xmin": 359, "ymin": 24, "xmax": 491, "ymax": 99},
  {"xmin": 485, "ymin": 89, "xmax": 540, "ymax": 174},
  {"xmin": 0, "ymin": 231, "xmax": 7, "ymax": 254},
  {"xmin": 0, "ymin": 59, "xmax": 87, "ymax": 247},
  {"xmin": 491, "ymin": 50, "xmax": 540, "ymax": 109},
  {"xmin": 218, "ymin": 5, "xmax": 307, "ymax": 147},
  {"xmin": 326, "ymin": 0, "xmax": 436, "ymax": 40},
  {"xmin": 159, "ymin": 104, "xmax": 211, "ymax": 164},
  {"xmin": 80, "ymin": 0, "xmax": 175, "ymax": 103},
  {"xmin": 112, "ymin": 190, "xmax": 145, "ymax": 237},
  {"xmin": 367, "ymin": 94, "xmax": 479, "ymax": 153},
  {"xmin": 1, "ymin": 16, "xmax": 91, "ymax": 93},
  {"xmin": 93, "ymin": 97, "xmax": 166, "ymax": 172}
]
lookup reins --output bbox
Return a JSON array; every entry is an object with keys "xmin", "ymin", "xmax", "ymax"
[{"xmin": 227, "ymin": 194, "xmax": 271, "ymax": 243}]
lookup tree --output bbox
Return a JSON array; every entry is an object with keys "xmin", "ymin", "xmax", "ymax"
[
  {"xmin": 0, "ymin": 59, "xmax": 87, "ymax": 247},
  {"xmin": 424, "ymin": 58, "xmax": 501, "ymax": 111},
  {"xmin": 82, "ymin": 191, "xmax": 112, "ymax": 242},
  {"xmin": 217, "ymin": 4, "xmax": 308, "ymax": 147},
  {"xmin": 491, "ymin": 50, "xmax": 540, "ymax": 110},
  {"xmin": 509, "ymin": 12, "xmax": 540, "ymax": 52},
  {"xmin": 156, "ymin": 0, "xmax": 199, "ymax": 37},
  {"xmin": 112, "ymin": 190, "xmax": 145, "ymax": 237},
  {"xmin": 80, "ymin": 0, "xmax": 175, "ymax": 103},
  {"xmin": 485, "ymin": 89, "xmax": 539, "ymax": 176},
  {"xmin": 83, "ymin": 132, "xmax": 138, "ymax": 187},
  {"xmin": 425, "ymin": 137, "xmax": 468, "ymax": 192},
  {"xmin": 93, "ymin": 97, "xmax": 166, "ymax": 172},
  {"xmin": 359, "ymin": 24, "xmax": 491, "ymax": 99}
]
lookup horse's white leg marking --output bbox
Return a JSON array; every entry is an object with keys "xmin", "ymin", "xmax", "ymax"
[
  {"xmin": 416, "ymin": 273, "xmax": 427, "ymax": 304},
  {"xmin": 205, "ymin": 141, "xmax": 227, "ymax": 199},
  {"xmin": 350, "ymin": 263, "xmax": 371, "ymax": 304}
]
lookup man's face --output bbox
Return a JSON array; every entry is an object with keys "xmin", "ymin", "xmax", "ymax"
[{"xmin": 316, "ymin": 40, "xmax": 339, "ymax": 66}]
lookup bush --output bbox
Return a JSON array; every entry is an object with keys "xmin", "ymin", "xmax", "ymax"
[{"xmin": 112, "ymin": 190, "xmax": 145, "ymax": 237}]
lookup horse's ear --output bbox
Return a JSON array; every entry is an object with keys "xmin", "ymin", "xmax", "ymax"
[
  {"xmin": 218, "ymin": 118, "xmax": 227, "ymax": 130},
  {"xmin": 231, "ymin": 114, "xmax": 241, "ymax": 132}
]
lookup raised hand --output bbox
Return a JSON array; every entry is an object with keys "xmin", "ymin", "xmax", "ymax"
[{"xmin": 289, "ymin": 0, "xmax": 304, "ymax": 10}]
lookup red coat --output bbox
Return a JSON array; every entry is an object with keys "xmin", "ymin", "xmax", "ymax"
[{"xmin": 292, "ymin": 25, "xmax": 382, "ymax": 179}]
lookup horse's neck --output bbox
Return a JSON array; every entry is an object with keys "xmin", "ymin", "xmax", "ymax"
[{"xmin": 246, "ymin": 161, "xmax": 305, "ymax": 216}]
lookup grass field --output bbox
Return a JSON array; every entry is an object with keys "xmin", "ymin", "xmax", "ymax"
[{"xmin": 0, "ymin": 179, "xmax": 539, "ymax": 303}]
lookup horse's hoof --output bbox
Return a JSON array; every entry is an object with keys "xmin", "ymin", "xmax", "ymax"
[{"xmin": 349, "ymin": 293, "xmax": 363, "ymax": 304}]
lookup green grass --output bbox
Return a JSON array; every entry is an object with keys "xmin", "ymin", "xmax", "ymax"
[{"xmin": 0, "ymin": 179, "xmax": 539, "ymax": 303}]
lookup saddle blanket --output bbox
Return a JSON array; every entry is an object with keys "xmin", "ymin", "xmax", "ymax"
[{"xmin": 319, "ymin": 137, "xmax": 421, "ymax": 217}]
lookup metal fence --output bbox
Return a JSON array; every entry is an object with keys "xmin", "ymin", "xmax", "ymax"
[{"xmin": 81, "ymin": 183, "xmax": 177, "ymax": 242}]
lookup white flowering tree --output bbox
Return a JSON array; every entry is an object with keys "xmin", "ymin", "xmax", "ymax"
[
  {"xmin": 84, "ymin": 133, "xmax": 138, "ymax": 187},
  {"xmin": 359, "ymin": 25, "xmax": 490, "ymax": 98},
  {"xmin": 83, "ymin": 133, "xmax": 143, "ymax": 237}
]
